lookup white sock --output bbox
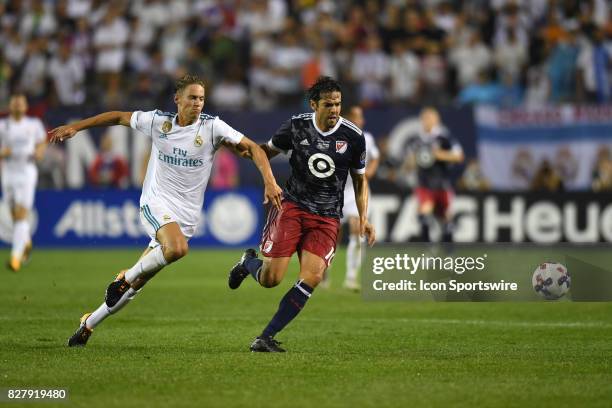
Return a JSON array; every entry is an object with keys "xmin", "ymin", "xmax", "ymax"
[
  {"xmin": 345, "ymin": 235, "xmax": 362, "ymax": 283},
  {"xmin": 85, "ymin": 288, "xmax": 139, "ymax": 329},
  {"xmin": 124, "ymin": 246, "xmax": 168, "ymax": 284},
  {"xmin": 108, "ymin": 287, "xmax": 138, "ymax": 314},
  {"xmin": 86, "ymin": 302, "xmax": 111, "ymax": 329},
  {"xmin": 11, "ymin": 220, "xmax": 29, "ymax": 260}
]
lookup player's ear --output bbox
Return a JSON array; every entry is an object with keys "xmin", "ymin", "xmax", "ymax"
[
  {"xmin": 309, "ymin": 99, "xmax": 317, "ymax": 111},
  {"xmin": 173, "ymin": 91, "xmax": 180, "ymax": 105}
]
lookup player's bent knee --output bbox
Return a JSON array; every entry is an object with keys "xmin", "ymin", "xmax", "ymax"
[
  {"xmin": 301, "ymin": 269, "xmax": 325, "ymax": 287},
  {"xmin": 163, "ymin": 241, "xmax": 189, "ymax": 263},
  {"xmin": 259, "ymin": 266, "xmax": 282, "ymax": 287},
  {"xmin": 258, "ymin": 258, "xmax": 289, "ymax": 288},
  {"xmin": 305, "ymin": 273, "xmax": 324, "ymax": 287},
  {"xmin": 261, "ymin": 274, "xmax": 281, "ymax": 288}
]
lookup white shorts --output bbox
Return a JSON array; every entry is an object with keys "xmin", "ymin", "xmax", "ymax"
[
  {"xmin": 1, "ymin": 170, "xmax": 37, "ymax": 210},
  {"xmin": 140, "ymin": 201, "xmax": 197, "ymax": 248},
  {"xmin": 341, "ymin": 193, "xmax": 359, "ymax": 223}
]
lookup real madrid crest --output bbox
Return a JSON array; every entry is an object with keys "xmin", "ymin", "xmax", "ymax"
[
  {"xmin": 195, "ymin": 134, "xmax": 203, "ymax": 147},
  {"xmin": 161, "ymin": 121, "xmax": 172, "ymax": 133}
]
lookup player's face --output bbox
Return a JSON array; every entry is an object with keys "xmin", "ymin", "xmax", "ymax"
[
  {"xmin": 420, "ymin": 109, "xmax": 439, "ymax": 133},
  {"xmin": 312, "ymin": 91, "xmax": 341, "ymax": 131},
  {"xmin": 175, "ymin": 84, "xmax": 205, "ymax": 121},
  {"xmin": 9, "ymin": 95, "xmax": 28, "ymax": 117}
]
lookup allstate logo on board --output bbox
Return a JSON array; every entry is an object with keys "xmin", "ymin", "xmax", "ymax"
[{"xmin": 206, "ymin": 193, "xmax": 257, "ymax": 244}]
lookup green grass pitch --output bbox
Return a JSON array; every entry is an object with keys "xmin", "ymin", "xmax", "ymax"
[{"xmin": 1, "ymin": 248, "xmax": 611, "ymax": 407}]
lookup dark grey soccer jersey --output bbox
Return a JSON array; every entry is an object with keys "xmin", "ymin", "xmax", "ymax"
[
  {"xmin": 268, "ymin": 112, "xmax": 366, "ymax": 218},
  {"xmin": 408, "ymin": 128, "xmax": 463, "ymax": 190}
]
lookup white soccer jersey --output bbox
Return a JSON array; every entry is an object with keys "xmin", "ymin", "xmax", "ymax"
[
  {"xmin": 343, "ymin": 131, "xmax": 380, "ymax": 218},
  {"xmin": 131, "ymin": 110, "xmax": 243, "ymax": 228},
  {"xmin": 0, "ymin": 116, "xmax": 46, "ymax": 176}
]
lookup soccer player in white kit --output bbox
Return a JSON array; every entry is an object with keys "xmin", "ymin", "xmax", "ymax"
[
  {"xmin": 340, "ymin": 106, "xmax": 379, "ymax": 290},
  {"xmin": 0, "ymin": 93, "xmax": 47, "ymax": 272},
  {"xmin": 49, "ymin": 75, "xmax": 282, "ymax": 347}
]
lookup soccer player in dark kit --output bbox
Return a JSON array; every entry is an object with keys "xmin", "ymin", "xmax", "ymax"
[
  {"xmin": 228, "ymin": 76, "xmax": 376, "ymax": 352},
  {"xmin": 409, "ymin": 107, "xmax": 464, "ymax": 243}
]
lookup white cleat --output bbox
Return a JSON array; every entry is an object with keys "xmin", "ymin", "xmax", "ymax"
[{"xmin": 342, "ymin": 280, "xmax": 361, "ymax": 292}]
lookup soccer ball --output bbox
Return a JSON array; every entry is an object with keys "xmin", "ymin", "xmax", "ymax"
[{"xmin": 532, "ymin": 262, "xmax": 571, "ymax": 300}]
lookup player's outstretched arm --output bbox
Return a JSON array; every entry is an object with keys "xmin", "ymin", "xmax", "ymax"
[
  {"xmin": 49, "ymin": 111, "xmax": 133, "ymax": 143},
  {"xmin": 352, "ymin": 171, "xmax": 376, "ymax": 247},
  {"xmin": 231, "ymin": 137, "xmax": 283, "ymax": 210},
  {"xmin": 259, "ymin": 143, "xmax": 281, "ymax": 160}
]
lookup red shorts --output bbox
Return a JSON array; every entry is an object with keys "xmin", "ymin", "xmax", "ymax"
[
  {"xmin": 415, "ymin": 187, "xmax": 452, "ymax": 217},
  {"xmin": 260, "ymin": 200, "xmax": 339, "ymax": 266}
]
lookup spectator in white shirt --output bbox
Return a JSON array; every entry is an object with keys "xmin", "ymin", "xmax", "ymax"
[
  {"xmin": 19, "ymin": 37, "xmax": 48, "ymax": 100},
  {"xmin": 450, "ymin": 30, "xmax": 492, "ymax": 88},
  {"xmin": 267, "ymin": 30, "xmax": 311, "ymax": 104},
  {"xmin": 494, "ymin": 28, "xmax": 527, "ymax": 83},
  {"xmin": 19, "ymin": 0, "xmax": 57, "ymax": 39},
  {"xmin": 48, "ymin": 41, "xmax": 86, "ymax": 106},
  {"xmin": 92, "ymin": 8, "xmax": 129, "ymax": 75},
  {"xmin": 211, "ymin": 69, "xmax": 249, "ymax": 111},
  {"xmin": 126, "ymin": 16, "xmax": 156, "ymax": 73},
  {"xmin": 351, "ymin": 34, "xmax": 390, "ymax": 106},
  {"xmin": 388, "ymin": 39, "xmax": 421, "ymax": 104}
]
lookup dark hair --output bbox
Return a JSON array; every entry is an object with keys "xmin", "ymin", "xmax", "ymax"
[
  {"xmin": 175, "ymin": 74, "xmax": 205, "ymax": 94},
  {"xmin": 307, "ymin": 76, "xmax": 342, "ymax": 102}
]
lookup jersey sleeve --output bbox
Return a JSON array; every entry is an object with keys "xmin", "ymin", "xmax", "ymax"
[
  {"xmin": 34, "ymin": 119, "xmax": 47, "ymax": 143},
  {"xmin": 130, "ymin": 110, "xmax": 157, "ymax": 138},
  {"xmin": 267, "ymin": 119, "xmax": 293, "ymax": 154},
  {"xmin": 350, "ymin": 133, "xmax": 367, "ymax": 174},
  {"xmin": 212, "ymin": 117, "xmax": 244, "ymax": 148}
]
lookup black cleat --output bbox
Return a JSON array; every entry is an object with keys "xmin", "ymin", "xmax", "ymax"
[
  {"xmin": 250, "ymin": 336, "xmax": 286, "ymax": 352},
  {"xmin": 228, "ymin": 248, "xmax": 257, "ymax": 289},
  {"xmin": 68, "ymin": 313, "xmax": 93, "ymax": 347},
  {"xmin": 105, "ymin": 277, "xmax": 131, "ymax": 308}
]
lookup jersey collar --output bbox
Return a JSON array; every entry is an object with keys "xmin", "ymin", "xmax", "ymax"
[
  {"xmin": 312, "ymin": 113, "xmax": 343, "ymax": 136},
  {"xmin": 173, "ymin": 114, "xmax": 200, "ymax": 128}
]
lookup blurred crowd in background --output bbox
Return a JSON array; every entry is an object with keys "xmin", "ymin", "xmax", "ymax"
[
  {"xmin": 1, "ymin": 0, "xmax": 612, "ymax": 194},
  {"xmin": 0, "ymin": 0, "xmax": 611, "ymax": 111}
]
